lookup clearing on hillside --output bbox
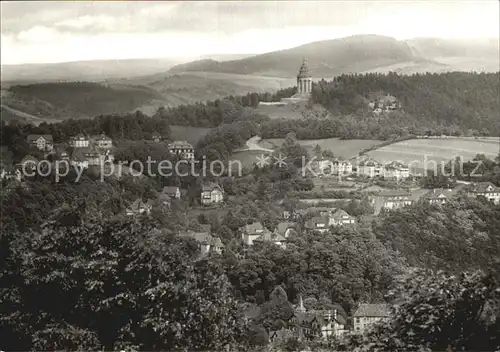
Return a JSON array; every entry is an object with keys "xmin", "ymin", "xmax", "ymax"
[
  {"xmin": 264, "ymin": 138, "xmax": 383, "ymax": 159},
  {"xmin": 366, "ymin": 137, "xmax": 499, "ymax": 173},
  {"xmin": 169, "ymin": 125, "xmax": 211, "ymax": 145}
]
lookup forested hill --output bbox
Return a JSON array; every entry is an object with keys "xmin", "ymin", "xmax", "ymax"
[
  {"xmin": 310, "ymin": 72, "xmax": 500, "ymax": 137},
  {"xmin": 2, "ymin": 82, "xmax": 161, "ymax": 122}
]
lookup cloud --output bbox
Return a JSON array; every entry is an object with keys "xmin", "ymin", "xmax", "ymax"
[
  {"xmin": 55, "ymin": 15, "xmax": 118, "ymax": 32},
  {"xmin": 17, "ymin": 26, "xmax": 61, "ymax": 43},
  {"xmin": 1, "ymin": 1, "xmax": 498, "ymax": 65}
]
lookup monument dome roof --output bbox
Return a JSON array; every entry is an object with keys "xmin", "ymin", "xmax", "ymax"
[{"xmin": 297, "ymin": 59, "xmax": 311, "ymax": 79}]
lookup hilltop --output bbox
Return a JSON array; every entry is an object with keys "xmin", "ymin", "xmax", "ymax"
[{"xmin": 169, "ymin": 35, "xmax": 418, "ymax": 77}]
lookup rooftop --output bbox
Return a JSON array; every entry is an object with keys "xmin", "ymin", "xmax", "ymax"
[
  {"xmin": 468, "ymin": 182, "xmax": 500, "ymax": 193},
  {"xmin": 353, "ymin": 303, "xmax": 391, "ymax": 317},
  {"xmin": 168, "ymin": 140, "xmax": 193, "ymax": 148},
  {"xmin": 201, "ymin": 181, "xmax": 222, "ymax": 192},
  {"xmin": 330, "ymin": 209, "xmax": 353, "ymax": 219},
  {"xmin": 241, "ymin": 221, "xmax": 266, "ymax": 234},
  {"xmin": 27, "ymin": 134, "xmax": 53, "ymax": 142}
]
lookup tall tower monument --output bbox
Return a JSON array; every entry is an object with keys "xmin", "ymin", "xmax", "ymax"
[{"xmin": 297, "ymin": 59, "xmax": 312, "ymax": 95}]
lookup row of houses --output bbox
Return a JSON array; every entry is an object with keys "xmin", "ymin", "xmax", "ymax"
[
  {"xmin": 26, "ymin": 133, "xmax": 195, "ymax": 161},
  {"xmin": 311, "ymin": 158, "xmax": 410, "ymax": 180},
  {"xmin": 240, "ymin": 221, "xmax": 297, "ymax": 248},
  {"xmin": 124, "ymin": 182, "xmax": 225, "ymax": 218},
  {"xmin": 372, "ymin": 182, "xmax": 500, "ymax": 215}
]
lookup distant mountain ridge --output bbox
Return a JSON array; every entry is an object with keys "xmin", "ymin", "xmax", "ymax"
[
  {"xmin": 169, "ymin": 35, "xmax": 499, "ymax": 77},
  {"xmin": 169, "ymin": 35, "xmax": 420, "ymax": 77},
  {"xmin": 0, "ymin": 58, "xmax": 186, "ymax": 84},
  {"xmin": 1, "ymin": 34, "xmax": 498, "ymax": 124}
]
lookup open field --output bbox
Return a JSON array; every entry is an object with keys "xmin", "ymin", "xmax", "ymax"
[
  {"xmin": 264, "ymin": 138, "xmax": 383, "ymax": 159},
  {"xmin": 230, "ymin": 150, "xmax": 272, "ymax": 171},
  {"xmin": 366, "ymin": 137, "xmax": 500, "ymax": 173},
  {"xmin": 178, "ymin": 71, "xmax": 295, "ymax": 91},
  {"xmin": 170, "ymin": 125, "xmax": 211, "ymax": 145}
]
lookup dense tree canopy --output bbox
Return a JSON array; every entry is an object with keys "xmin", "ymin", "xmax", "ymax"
[
  {"xmin": 0, "ymin": 215, "xmax": 246, "ymax": 351},
  {"xmin": 343, "ymin": 270, "xmax": 500, "ymax": 352},
  {"xmin": 373, "ymin": 197, "xmax": 500, "ymax": 272}
]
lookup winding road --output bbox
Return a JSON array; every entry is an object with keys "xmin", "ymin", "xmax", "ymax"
[
  {"xmin": 1, "ymin": 105, "xmax": 61, "ymax": 125},
  {"xmin": 236, "ymin": 135, "xmax": 274, "ymax": 153}
]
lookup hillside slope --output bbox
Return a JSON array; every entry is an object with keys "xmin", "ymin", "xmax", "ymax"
[{"xmin": 1, "ymin": 82, "xmax": 162, "ymax": 120}]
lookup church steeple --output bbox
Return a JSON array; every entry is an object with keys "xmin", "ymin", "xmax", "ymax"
[{"xmin": 297, "ymin": 295, "xmax": 306, "ymax": 313}]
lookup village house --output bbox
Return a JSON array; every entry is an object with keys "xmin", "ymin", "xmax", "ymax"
[
  {"xmin": 304, "ymin": 216, "xmax": 330, "ymax": 234},
  {"xmin": 93, "ymin": 134, "xmax": 113, "ymax": 149},
  {"xmin": 126, "ymin": 198, "xmax": 153, "ymax": 216},
  {"xmin": 274, "ymin": 221, "xmax": 297, "ymax": 238},
  {"xmin": 328, "ymin": 209, "xmax": 356, "ymax": 226},
  {"xmin": 240, "ymin": 221, "xmax": 269, "ymax": 246},
  {"xmin": 27, "ymin": 134, "xmax": 53, "ymax": 151},
  {"xmin": 69, "ymin": 134, "xmax": 89, "ymax": 148},
  {"xmin": 332, "ymin": 160, "xmax": 353, "ymax": 175},
  {"xmin": 157, "ymin": 192, "xmax": 171, "ymax": 208},
  {"xmin": 383, "ymin": 161, "xmax": 410, "ymax": 180},
  {"xmin": 151, "ymin": 132, "xmax": 163, "ymax": 143},
  {"xmin": 283, "ymin": 296, "xmax": 348, "ymax": 340},
  {"xmin": 369, "ymin": 94, "xmax": 400, "ymax": 115},
  {"xmin": 467, "ymin": 182, "xmax": 500, "ymax": 205},
  {"xmin": 252, "ymin": 231, "xmax": 287, "ymax": 249},
  {"xmin": 422, "ymin": 188, "xmax": 454, "ymax": 205},
  {"xmin": 162, "ymin": 186, "xmax": 181, "ymax": 199},
  {"xmin": 244, "ymin": 222, "xmax": 296, "ymax": 248},
  {"xmin": 373, "ymin": 190, "xmax": 414, "ymax": 215},
  {"xmin": 357, "ymin": 159, "xmax": 382, "ymax": 178},
  {"xmin": 312, "ymin": 159, "xmax": 353, "ymax": 176},
  {"xmin": 311, "ymin": 158, "xmax": 333, "ymax": 175},
  {"xmin": 353, "ymin": 303, "xmax": 391, "ymax": 334},
  {"xmin": 200, "ymin": 182, "xmax": 224, "ymax": 205},
  {"xmin": 178, "ymin": 230, "xmax": 225, "ymax": 255},
  {"xmin": 0, "ymin": 168, "xmax": 22, "ymax": 182},
  {"xmin": 168, "ymin": 141, "xmax": 195, "ymax": 160},
  {"xmin": 70, "ymin": 147, "xmax": 113, "ymax": 169}
]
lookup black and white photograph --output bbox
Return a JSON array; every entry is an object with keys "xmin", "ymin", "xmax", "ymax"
[{"xmin": 1, "ymin": 1, "xmax": 499, "ymax": 351}]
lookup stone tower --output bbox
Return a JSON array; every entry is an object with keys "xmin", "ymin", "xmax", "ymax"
[{"xmin": 297, "ymin": 59, "xmax": 312, "ymax": 95}]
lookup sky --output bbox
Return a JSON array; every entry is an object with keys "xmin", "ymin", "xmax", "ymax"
[{"xmin": 1, "ymin": 1, "xmax": 499, "ymax": 65}]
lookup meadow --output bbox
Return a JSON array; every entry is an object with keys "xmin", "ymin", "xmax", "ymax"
[
  {"xmin": 366, "ymin": 137, "xmax": 499, "ymax": 173},
  {"xmin": 230, "ymin": 150, "xmax": 272, "ymax": 172}
]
